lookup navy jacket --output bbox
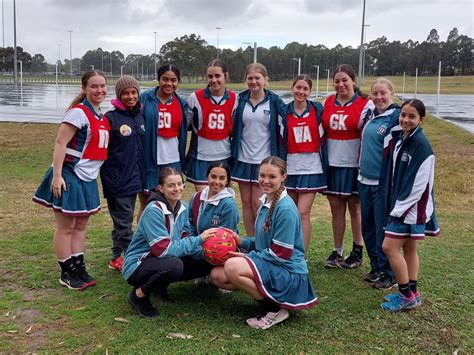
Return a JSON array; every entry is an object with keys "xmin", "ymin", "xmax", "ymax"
[{"xmin": 100, "ymin": 99, "xmax": 146, "ymax": 198}]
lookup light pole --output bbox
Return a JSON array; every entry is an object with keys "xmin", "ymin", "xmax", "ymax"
[
  {"xmin": 325, "ymin": 69, "xmax": 330, "ymax": 94},
  {"xmin": 18, "ymin": 59, "xmax": 22, "ymax": 100},
  {"xmin": 58, "ymin": 44, "xmax": 61, "ymax": 73},
  {"xmin": 243, "ymin": 42, "xmax": 257, "ymax": 63},
  {"xmin": 120, "ymin": 65, "xmax": 124, "ymax": 77},
  {"xmin": 109, "ymin": 52, "xmax": 113, "ymax": 78},
  {"xmin": 13, "ymin": 0, "xmax": 17, "ymax": 86},
  {"xmin": 312, "ymin": 65, "xmax": 320, "ymax": 98},
  {"xmin": 292, "ymin": 58, "xmax": 301, "ymax": 76},
  {"xmin": 357, "ymin": 0, "xmax": 367, "ymax": 81},
  {"xmin": 154, "ymin": 31, "xmax": 157, "ymax": 80},
  {"xmin": 361, "ymin": 24, "xmax": 370, "ymax": 85},
  {"xmin": 68, "ymin": 30, "xmax": 73, "ymax": 76},
  {"xmin": 216, "ymin": 26, "xmax": 221, "ymax": 59},
  {"xmin": 2, "ymin": 0, "xmax": 5, "ymax": 48}
]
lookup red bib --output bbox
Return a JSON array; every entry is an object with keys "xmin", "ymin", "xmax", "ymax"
[
  {"xmin": 71, "ymin": 105, "xmax": 110, "ymax": 160},
  {"xmin": 322, "ymin": 95, "xmax": 367, "ymax": 140},
  {"xmin": 287, "ymin": 104, "xmax": 320, "ymax": 154},
  {"xmin": 157, "ymin": 97, "xmax": 183, "ymax": 138},
  {"xmin": 196, "ymin": 89, "xmax": 235, "ymax": 140}
]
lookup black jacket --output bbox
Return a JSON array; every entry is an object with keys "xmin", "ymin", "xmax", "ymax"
[{"xmin": 100, "ymin": 99, "xmax": 146, "ymax": 198}]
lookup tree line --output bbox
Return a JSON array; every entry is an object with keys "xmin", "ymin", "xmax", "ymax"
[{"xmin": 0, "ymin": 28, "xmax": 471, "ymax": 81}]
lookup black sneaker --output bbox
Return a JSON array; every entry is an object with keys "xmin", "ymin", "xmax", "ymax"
[
  {"xmin": 59, "ymin": 271, "xmax": 87, "ymax": 291},
  {"xmin": 154, "ymin": 287, "xmax": 175, "ymax": 303},
  {"xmin": 324, "ymin": 251, "xmax": 343, "ymax": 269},
  {"xmin": 363, "ymin": 270, "xmax": 381, "ymax": 283},
  {"xmin": 373, "ymin": 273, "xmax": 397, "ymax": 290},
  {"xmin": 128, "ymin": 291, "xmax": 158, "ymax": 318},
  {"xmin": 73, "ymin": 255, "xmax": 97, "ymax": 287},
  {"xmin": 340, "ymin": 252, "xmax": 363, "ymax": 269}
]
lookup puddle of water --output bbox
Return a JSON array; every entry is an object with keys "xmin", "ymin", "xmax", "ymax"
[{"xmin": 0, "ymin": 83, "xmax": 472, "ymax": 133}]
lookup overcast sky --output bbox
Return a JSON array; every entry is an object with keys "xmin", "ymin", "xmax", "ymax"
[{"xmin": 1, "ymin": 0, "xmax": 472, "ymax": 63}]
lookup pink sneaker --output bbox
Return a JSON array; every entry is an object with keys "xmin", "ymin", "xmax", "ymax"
[
  {"xmin": 246, "ymin": 308, "xmax": 289, "ymax": 329},
  {"xmin": 108, "ymin": 256, "xmax": 123, "ymax": 271}
]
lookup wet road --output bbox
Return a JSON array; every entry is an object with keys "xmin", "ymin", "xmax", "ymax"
[{"xmin": 0, "ymin": 83, "xmax": 472, "ymax": 133}]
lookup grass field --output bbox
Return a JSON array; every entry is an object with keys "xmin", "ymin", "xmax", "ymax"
[{"xmin": 0, "ymin": 116, "xmax": 473, "ymax": 352}]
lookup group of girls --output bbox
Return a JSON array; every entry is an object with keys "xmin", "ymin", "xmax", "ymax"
[{"xmin": 32, "ymin": 59, "xmax": 439, "ymax": 329}]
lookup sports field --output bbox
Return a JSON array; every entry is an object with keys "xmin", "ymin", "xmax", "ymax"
[{"xmin": 0, "ymin": 114, "xmax": 473, "ymax": 352}]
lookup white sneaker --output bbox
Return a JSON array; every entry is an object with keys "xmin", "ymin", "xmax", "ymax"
[{"xmin": 246, "ymin": 308, "xmax": 290, "ymax": 329}]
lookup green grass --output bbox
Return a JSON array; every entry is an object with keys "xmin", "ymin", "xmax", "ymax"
[{"xmin": 0, "ymin": 119, "xmax": 473, "ymax": 352}]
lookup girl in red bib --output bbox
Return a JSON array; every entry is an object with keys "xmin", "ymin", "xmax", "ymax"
[
  {"xmin": 186, "ymin": 59, "xmax": 236, "ymax": 191},
  {"xmin": 138, "ymin": 64, "xmax": 188, "ymax": 217},
  {"xmin": 321, "ymin": 64, "xmax": 373, "ymax": 270},
  {"xmin": 33, "ymin": 70, "xmax": 110, "ymax": 291},
  {"xmin": 279, "ymin": 75, "xmax": 327, "ymax": 254}
]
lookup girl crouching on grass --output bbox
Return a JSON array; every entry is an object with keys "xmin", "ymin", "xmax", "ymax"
[
  {"xmin": 380, "ymin": 99, "xmax": 440, "ymax": 312},
  {"xmin": 211, "ymin": 156, "xmax": 317, "ymax": 329},
  {"xmin": 122, "ymin": 167, "xmax": 214, "ymax": 317},
  {"xmin": 33, "ymin": 70, "xmax": 109, "ymax": 291}
]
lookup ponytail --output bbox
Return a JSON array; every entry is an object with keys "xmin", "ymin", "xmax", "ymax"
[{"xmin": 69, "ymin": 93, "xmax": 86, "ymax": 108}]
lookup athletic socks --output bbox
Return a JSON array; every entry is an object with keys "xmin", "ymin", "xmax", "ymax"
[
  {"xmin": 257, "ymin": 299, "xmax": 280, "ymax": 313},
  {"xmin": 334, "ymin": 247, "xmax": 344, "ymax": 257},
  {"xmin": 352, "ymin": 243, "xmax": 363, "ymax": 258},
  {"xmin": 409, "ymin": 280, "xmax": 418, "ymax": 294},
  {"xmin": 398, "ymin": 283, "xmax": 412, "ymax": 298}
]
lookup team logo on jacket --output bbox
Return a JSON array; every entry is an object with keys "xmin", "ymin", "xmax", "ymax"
[
  {"xmin": 401, "ymin": 152, "xmax": 411, "ymax": 162},
  {"xmin": 211, "ymin": 214, "xmax": 220, "ymax": 226},
  {"xmin": 120, "ymin": 125, "xmax": 132, "ymax": 137},
  {"xmin": 264, "ymin": 110, "xmax": 271, "ymax": 120},
  {"xmin": 377, "ymin": 125, "xmax": 387, "ymax": 135}
]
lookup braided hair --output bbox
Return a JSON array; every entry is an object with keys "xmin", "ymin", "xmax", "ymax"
[{"xmin": 260, "ymin": 156, "xmax": 287, "ymax": 232}]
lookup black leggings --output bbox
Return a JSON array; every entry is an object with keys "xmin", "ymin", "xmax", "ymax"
[{"xmin": 127, "ymin": 256, "xmax": 213, "ymax": 296}]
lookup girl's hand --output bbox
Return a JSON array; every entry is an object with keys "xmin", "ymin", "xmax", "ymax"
[
  {"xmin": 200, "ymin": 228, "xmax": 217, "ymax": 242},
  {"xmin": 231, "ymin": 233, "xmax": 242, "ymax": 246},
  {"xmin": 51, "ymin": 176, "xmax": 66, "ymax": 199},
  {"xmin": 228, "ymin": 251, "xmax": 245, "ymax": 257}
]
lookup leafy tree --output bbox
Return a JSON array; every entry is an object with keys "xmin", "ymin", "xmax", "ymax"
[{"xmin": 30, "ymin": 53, "xmax": 47, "ymax": 73}]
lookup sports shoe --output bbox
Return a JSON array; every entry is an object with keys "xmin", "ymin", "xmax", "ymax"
[
  {"xmin": 59, "ymin": 271, "xmax": 88, "ymax": 291},
  {"xmin": 108, "ymin": 256, "xmax": 123, "ymax": 272},
  {"xmin": 381, "ymin": 292, "xmax": 417, "ymax": 312},
  {"xmin": 246, "ymin": 308, "xmax": 290, "ymax": 329},
  {"xmin": 363, "ymin": 270, "xmax": 381, "ymax": 283},
  {"xmin": 340, "ymin": 252, "xmax": 363, "ymax": 269},
  {"xmin": 193, "ymin": 276, "xmax": 211, "ymax": 286},
  {"xmin": 73, "ymin": 255, "xmax": 97, "ymax": 287},
  {"xmin": 384, "ymin": 290, "xmax": 421, "ymax": 306},
  {"xmin": 324, "ymin": 251, "xmax": 343, "ymax": 269},
  {"xmin": 154, "ymin": 287, "xmax": 175, "ymax": 303},
  {"xmin": 372, "ymin": 273, "xmax": 397, "ymax": 290},
  {"xmin": 128, "ymin": 291, "xmax": 158, "ymax": 317}
]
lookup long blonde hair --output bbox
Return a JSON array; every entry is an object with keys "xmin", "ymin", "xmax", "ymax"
[{"xmin": 69, "ymin": 70, "xmax": 107, "ymax": 108}]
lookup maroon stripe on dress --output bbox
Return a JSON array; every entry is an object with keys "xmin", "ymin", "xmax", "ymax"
[
  {"xmin": 270, "ymin": 242, "xmax": 293, "ymax": 260},
  {"xmin": 243, "ymin": 256, "xmax": 318, "ymax": 310}
]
